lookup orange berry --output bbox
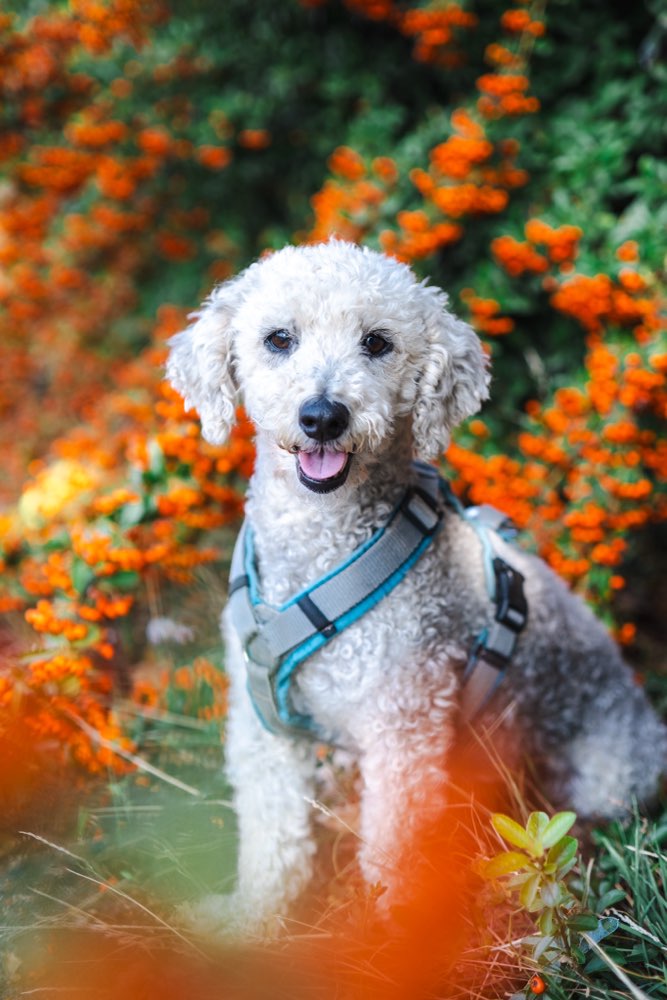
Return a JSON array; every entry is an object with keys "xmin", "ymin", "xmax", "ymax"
[
  {"xmin": 529, "ymin": 974, "xmax": 547, "ymax": 994},
  {"xmin": 197, "ymin": 145, "xmax": 232, "ymax": 170},
  {"xmin": 237, "ymin": 129, "xmax": 271, "ymax": 150},
  {"xmin": 616, "ymin": 240, "xmax": 639, "ymax": 262}
]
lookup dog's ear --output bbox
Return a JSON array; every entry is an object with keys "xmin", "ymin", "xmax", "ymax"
[
  {"xmin": 412, "ymin": 289, "xmax": 490, "ymax": 460},
  {"xmin": 166, "ymin": 274, "xmax": 248, "ymax": 445}
]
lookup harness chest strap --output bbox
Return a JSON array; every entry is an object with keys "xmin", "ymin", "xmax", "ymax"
[
  {"xmin": 228, "ymin": 464, "xmax": 528, "ymax": 739},
  {"xmin": 229, "ymin": 470, "xmax": 444, "ymax": 736}
]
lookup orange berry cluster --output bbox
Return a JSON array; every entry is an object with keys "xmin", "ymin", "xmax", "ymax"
[
  {"xmin": 309, "ymin": 149, "xmax": 398, "ymax": 246},
  {"xmin": 411, "ymin": 108, "xmax": 528, "ymax": 225},
  {"xmin": 476, "ymin": 2, "xmax": 543, "ymax": 118},
  {"xmin": 551, "ymin": 274, "xmax": 661, "ymax": 342},
  {"xmin": 477, "ymin": 72, "xmax": 539, "ymax": 118},
  {"xmin": 500, "ymin": 9, "xmax": 545, "ymax": 36},
  {"xmin": 460, "ymin": 291, "xmax": 515, "ymax": 336},
  {"xmin": 1, "ymin": 301, "xmax": 254, "ymax": 770},
  {"xmin": 307, "ymin": 1, "xmax": 540, "ymax": 263},
  {"xmin": 491, "ymin": 234, "xmax": 549, "ymax": 275},
  {"xmin": 492, "ymin": 218, "xmax": 584, "ymax": 277},
  {"xmin": 398, "ymin": 4, "xmax": 477, "ymax": 66},
  {"xmin": 0, "ymin": 3, "xmax": 280, "ymax": 500},
  {"xmin": 449, "ymin": 233, "xmax": 665, "ymax": 622},
  {"xmin": 381, "ymin": 212, "xmax": 462, "ymax": 263},
  {"xmin": 25, "ymin": 599, "xmax": 89, "ymax": 642},
  {"xmin": 329, "ymin": 0, "xmax": 477, "ymax": 66}
]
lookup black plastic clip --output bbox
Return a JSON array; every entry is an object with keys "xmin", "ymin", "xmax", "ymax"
[{"xmin": 492, "ymin": 557, "xmax": 528, "ymax": 632}]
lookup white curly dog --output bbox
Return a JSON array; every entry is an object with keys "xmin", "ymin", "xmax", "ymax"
[{"xmin": 167, "ymin": 240, "xmax": 665, "ymax": 934}]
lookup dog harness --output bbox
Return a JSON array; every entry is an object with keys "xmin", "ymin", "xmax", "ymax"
[{"xmin": 228, "ymin": 462, "xmax": 528, "ymax": 740}]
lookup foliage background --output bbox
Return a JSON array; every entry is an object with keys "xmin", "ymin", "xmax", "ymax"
[{"xmin": 0, "ymin": 0, "xmax": 665, "ymax": 997}]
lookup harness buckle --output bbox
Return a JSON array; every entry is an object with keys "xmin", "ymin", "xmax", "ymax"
[
  {"xmin": 242, "ymin": 638, "xmax": 286, "ymax": 736},
  {"xmin": 480, "ymin": 621, "xmax": 518, "ymax": 668},
  {"xmin": 492, "ymin": 557, "xmax": 528, "ymax": 632},
  {"xmin": 243, "ymin": 630, "xmax": 278, "ymax": 670},
  {"xmin": 400, "ymin": 486, "xmax": 441, "ymax": 536},
  {"xmin": 243, "ymin": 639, "xmax": 323, "ymax": 739},
  {"xmin": 472, "ymin": 557, "xmax": 528, "ymax": 673}
]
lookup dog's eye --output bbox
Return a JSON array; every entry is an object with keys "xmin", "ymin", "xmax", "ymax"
[
  {"xmin": 361, "ymin": 332, "xmax": 392, "ymax": 358},
  {"xmin": 265, "ymin": 329, "xmax": 293, "ymax": 352}
]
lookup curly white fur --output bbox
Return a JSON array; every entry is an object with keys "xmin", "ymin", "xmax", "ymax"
[{"xmin": 167, "ymin": 240, "xmax": 666, "ymax": 935}]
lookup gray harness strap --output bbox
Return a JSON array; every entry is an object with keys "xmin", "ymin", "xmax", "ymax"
[{"xmin": 229, "ymin": 463, "xmax": 528, "ymax": 740}]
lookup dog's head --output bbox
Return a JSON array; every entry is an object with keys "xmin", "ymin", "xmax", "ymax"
[{"xmin": 167, "ymin": 241, "xmax": 489, "ymax": 493}]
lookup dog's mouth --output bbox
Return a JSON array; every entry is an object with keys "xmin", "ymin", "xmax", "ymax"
[{"xmin": 296, "ymin": 449, "xmax": 352, "ymax": 494}]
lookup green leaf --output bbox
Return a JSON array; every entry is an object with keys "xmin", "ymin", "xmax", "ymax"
[
  {"xmin": 482, "ymin": 850, "xmax": 532, "ymax": 879},
  {"xmin": 539, "ymin": 880, "xmax": 561, "ymax": 908},
  {"xmin": 491, "ymin": 813, "xmax": 537, "ymax": 854},
  {"xmin": 555, "ymin": 857, "xmax": 578, "ymax": 880},
  {"xmin": 584, "ymin": 954, "xmax": 609, "ymax": 974},
  {"xmin": 71, "ymin": 557, "xmax": 96, "ymax": 596},
  {"xmin": 533, "ymin": 933, "xmax": 556, "ymax": 961},
  {"xmin": 519, "ymin": 872, "xmax": 541, "ymax": 909},
  {"xmin": 541, "ymin": 811, "xmax": 577, "ymax": 849},
  {"xmin": 60, "ymin": 676, "xmax": 81, "ymax": 696},
  {"xmin": 546, "ymin": 835, "xmax": 578, "ymax": 871},
  {"xmin": 566, "ymin": 913, "xmax": 600, "ymax": 932},
  {"xmin": 507, "ymin": 871, "xmax": 534, "ymax": 888},
  {"xmin": 103, "ymin": 570, "xmax": 140, "ymax": 592},
  {"xmin": 118, "ymin": 499, "xmax": 148, "ymax": 528},
  {"xmin": 147, "ymin": 439, "xmax": 166, "ymax": 477},
  {"xmin": 538, "ymin": 908, "xmax": 554, "ymax": 936},
  {"xmin": 526, "ymin": 811, "xmax": 549, "ymax": 842},
  {"xmin": 42, "ymin": 532, "xmax": 70, "ymax": 552},
  {"xmin": 570, "ymin": 945, "xmax": 587, "ymax": 965},
  {"xmin": 596, "ymin": 888, "xmax": 626, "ymax": 912}
]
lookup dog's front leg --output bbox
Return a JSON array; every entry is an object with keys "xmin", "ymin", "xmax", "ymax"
[
  {"xmin": 225, "ymin": 680, "xmax": 317, "ymax": 927},
  {"xmin": 357, "ymin": 717, "xmax": 454, "ymax": 913}
]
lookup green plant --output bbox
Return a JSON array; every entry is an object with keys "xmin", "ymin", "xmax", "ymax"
[
  {"xmin": 482, "ymin": 810, "xmax": 602, "ymax": 961},
  {"xmin": 477, "ymin": 808, "xmax": 667, "ymax": 999}
]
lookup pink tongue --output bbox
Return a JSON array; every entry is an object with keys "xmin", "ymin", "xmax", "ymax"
[{"xmin": 298, "ymin": 449, "xmax": 347, "ymax": 481}]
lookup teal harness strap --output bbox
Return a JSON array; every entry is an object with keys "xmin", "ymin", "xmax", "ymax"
[{"xmin": 228, "ymin": 463, "xmax": 528, "ymax": 740}]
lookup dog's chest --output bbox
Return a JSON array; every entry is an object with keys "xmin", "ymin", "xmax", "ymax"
[
  {"xmin": 257, "ymin": 532, "xmax": 473, "ymax": 743},
  {"xmin": 242, "ymin": 506, "xmax": 490, "ymax": 745}
]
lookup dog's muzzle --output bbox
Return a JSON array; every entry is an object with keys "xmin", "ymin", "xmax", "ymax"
[{"xmin": 296, "ymin": 395, "xmax": 352, "ymax": 493}]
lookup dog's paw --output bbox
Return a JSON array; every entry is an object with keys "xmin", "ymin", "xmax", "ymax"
[{"xmin": 177, "ymin": 892, "xmax": 285, "ymax": 942}]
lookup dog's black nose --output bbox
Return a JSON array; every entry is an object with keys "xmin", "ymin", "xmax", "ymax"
[{"xmin": 299, "ymin": 396, "xmax": 350, "ymax": 442}]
